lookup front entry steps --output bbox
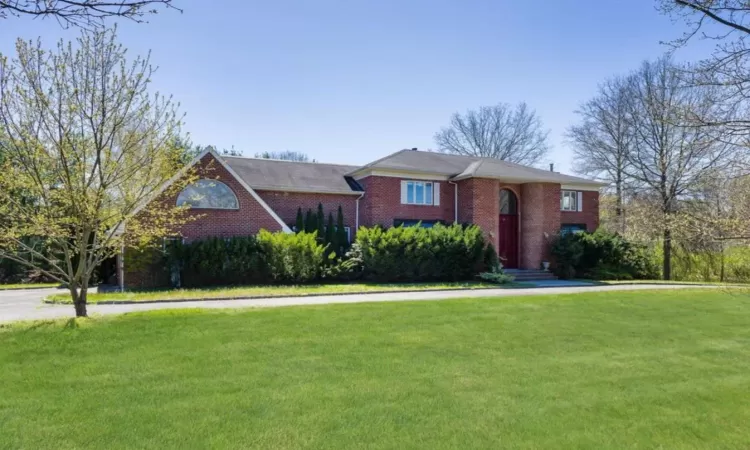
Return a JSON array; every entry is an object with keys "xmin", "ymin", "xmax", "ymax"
[{"xmin": 504, "ymin": 269, "xmax": 558, "ymax": 282}]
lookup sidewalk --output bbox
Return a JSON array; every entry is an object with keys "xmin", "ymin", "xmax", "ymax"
[{"xmin": 0, "ymin": 284, "xmax": 716, "ymax": 324}]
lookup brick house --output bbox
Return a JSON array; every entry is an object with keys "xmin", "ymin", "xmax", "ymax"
[{"xmin": 121, "ymin": 148, "xmax": 604, "ymax": 288}]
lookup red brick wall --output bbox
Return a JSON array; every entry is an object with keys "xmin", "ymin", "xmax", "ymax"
[
  {"xmin": 124, "ymin": 153, "xmax": 285, "ymax": 288},
  {"xmin": 560, "ymin": 190, "xmax": 599, "ymax": 232},
  {"xmin": 358, "ymin": 176, "xmax": 455, "ymax": 227},
  {"xmin": 469, "ymin": 179, "xmax": 500, "ymax": 251},
  {"xmin": 256, "ymin": 190, "xmax": 358, "ymax": 233},
  {"xmin": 173, "ymin": 154, "xmax": 285, "ymax": 241},
  {"xmin": 456, "ymin": 179, "xmax": 474, "ymax": 224},
  {"xmin": 520, "ymin": 183, "xmax": 561, "ymax": 270}
]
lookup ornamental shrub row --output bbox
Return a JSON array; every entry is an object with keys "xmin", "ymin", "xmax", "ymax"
[
  {"xmin": 164, "ymin": 231, "xmax": 327, "ymax": 286},
  {"xmin": 163, "ymin": 223, "xmax": 494, "ymax": 286},
  {"xmin": 348, "ymin": 223, "xmax": 489, "ymax": 282}
]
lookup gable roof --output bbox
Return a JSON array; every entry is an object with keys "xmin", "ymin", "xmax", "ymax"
[
  {"xmin": 347, "ymin": 149, "xmax": 606, "ymax": 187},
  {"xmin": 223, "ymin": 156, "xmax": 364, "ymax": 195}
]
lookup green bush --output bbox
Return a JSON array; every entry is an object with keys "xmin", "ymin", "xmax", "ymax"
[
  {"xmin": 164, "ymin": 232, "xmax": 327, "ymax": 286},
  {"xmin": 257, "ymin": 230, "xmax": 327, "ymax": 283},
  {"xmin": 550, "ymin": 230, "xmax": 658, "ymax": 280},
  {"xmin": 353, "ymin": 223, "xmax": 487, "ymax": 282}
]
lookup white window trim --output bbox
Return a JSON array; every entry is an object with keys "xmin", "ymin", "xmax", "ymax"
[
  {"xmin": 561, "ymin": 190, "xmax": 583, "ymax": 212},
  {"xmin": 401, "ymin": 180, "xmax": 440, "ymax": 206}
]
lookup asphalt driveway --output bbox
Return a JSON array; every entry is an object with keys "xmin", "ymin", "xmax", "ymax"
[{"xmin": 0, "ymin": 284, "xmax": 721, "ymax": 324}]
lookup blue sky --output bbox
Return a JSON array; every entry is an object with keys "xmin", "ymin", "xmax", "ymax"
[{"xmin": 0, "ymin": 0, "xmax": 708, "ymax": 173}]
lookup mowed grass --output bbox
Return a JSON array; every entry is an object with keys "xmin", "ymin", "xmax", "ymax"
[
  {"xmin": 45, "ymin": 282, "xmax": 501, "ymax": 303},
  {"xmin": 3, "ymin": 289, "xmax": 750, "ymax": 449}
]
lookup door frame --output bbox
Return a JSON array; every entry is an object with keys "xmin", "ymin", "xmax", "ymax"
[{"xmin": 498, "ymin": 186, "xmax": 521, "ymax": 269}]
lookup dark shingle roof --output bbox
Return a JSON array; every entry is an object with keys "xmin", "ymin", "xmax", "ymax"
[
  {"xmin": 349, "ymin": 149, "xmax": 605, "ymax": 186},
  {"xmin": 223, "ymin": 156, "xmax": 363, "ymax": 195}
]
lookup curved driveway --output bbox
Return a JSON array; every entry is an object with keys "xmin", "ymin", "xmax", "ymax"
[{"xmin": 0, "ymin": 284, "xmax": 717, "ymax": 324}]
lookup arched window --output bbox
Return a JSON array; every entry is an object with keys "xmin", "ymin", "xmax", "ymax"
[
  {"xmin": 176, "ymin": 179, "xmax": 239, "ymax": 209},
  {"xmin": 499, "ymin": 189, "xmax": 518, "ymax": 215}
]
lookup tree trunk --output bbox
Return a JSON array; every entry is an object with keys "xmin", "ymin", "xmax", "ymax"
[
  {"xmin": 615, "ymin": 179, "xmax": 624, "ymax": 233},
  {"xmin": 69, "ymin": 286, "xmax": 88, "ymax": 317},
  {"xmin": 663, "ymin": 228, "xmax": 672, "ymax": 281}
]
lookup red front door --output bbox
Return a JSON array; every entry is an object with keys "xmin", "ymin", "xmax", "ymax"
[{"xmin": 498, "ymin": 214, "xmax": 518, "ymax": 269}]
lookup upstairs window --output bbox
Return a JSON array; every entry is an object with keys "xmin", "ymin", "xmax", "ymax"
[
  {"xmin": 401, "ymin": 180, "xmax": 440, "ymax": 206},
  {"xmin": 561, "ymin": 190, "xmax": 582, "ymax": 212},
  {"xmin": 176, "ymin": 179, "xmax": 239, "ymax": 209}
]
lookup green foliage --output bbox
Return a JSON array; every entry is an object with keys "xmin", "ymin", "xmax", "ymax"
[
  {"xmin": 550, "ymin": 230, "xmax": 659, "ymax": 280},
  {"xmin": 304, "ymin": 210, "xmax": 316, "ymax": 233},
  {"xmin": 316, "ymin": 203, "xmax": 325, "ymax": 241},
  {"xmin": 325, "ymin": 213, "xmax": 336, "ymax": 255},
  {"xmin": 295, "ymin": 208, "xmax": 304, "ymax": 233},
  {"xmin": 164, "ymin": 232, "xmax": 327, "ymax": 286},
  {"xmin": 483, "ymin": 243, "xmax": 500, "ymax": 271},
  {"xmin": 257, "ymin": 230, "xmax": 327, "ymax": 283},
  {"xmin": 659, "ymin": 244, "xmax": 750, "ymax": 283},
  {"xmin": 478, "ymin": 265, "xmax": 513, "ymax": 284},
  {"xmin": 336, "ymin": 206, "xmax": 348, "ymax": 256},
  {"xmin": 164, "ymin": 236, "xmax": 267, "ymax": 287},
  {"xmin": 353, "ymin": 223, "xmax": 487, "ymax": 282}
]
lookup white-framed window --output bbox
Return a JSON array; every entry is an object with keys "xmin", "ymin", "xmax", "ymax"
[
  {"xmin": 401, "ymin": 180, "xmax": 440, "ymax": 206},
  {"xmin": 176, "ymin": 179, "xmax": 239, "ymax": 209},
  {"xmin": 561, "ymin": 190, "xmax": 582, "ymax": 212},
  {"xmin": 343, "ymin": 226, "xmax": 351, "ymax": 243}
]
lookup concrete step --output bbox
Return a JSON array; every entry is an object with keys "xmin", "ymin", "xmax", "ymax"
[{"xmin": 504, "ymin": 270, "xmax": 558, "ymax": 281}]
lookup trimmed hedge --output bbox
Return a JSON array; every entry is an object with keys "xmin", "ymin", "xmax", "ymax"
[
  {"xmin": 352, "ymin": 223, "xmax": 488, "ymax": 282},
  {"xmin": 164, "ymin": 224, "xmax": 495, "ymax": 287},
  {"xmin": 164, "ymin": 232, "xmax": 327, "ymax": 287}
]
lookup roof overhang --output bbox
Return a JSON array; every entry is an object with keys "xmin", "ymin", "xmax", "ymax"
[
  {"xmin": 252, "ymin": 186, "xmax": 365, "ymax": 196},
  {"xmin": 350, "ymin": 168, "xmax": 452, "ymax": 181},
  {"xmin": 449, "ymin": 173, "xmax": 607, "ymax": 190}
]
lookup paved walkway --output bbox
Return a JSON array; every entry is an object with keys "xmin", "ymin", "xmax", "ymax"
[{"xmin": 0, "ymin": 284, "xmax": 714, "ymax": 324}]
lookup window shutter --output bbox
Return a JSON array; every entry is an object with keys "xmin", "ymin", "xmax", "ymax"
[
  {"xmin": 433, "ymin": 183, "xmax": 440, "ymax": 206},
  {"xmin": 577, "ymin": 192, "xmax": 583, "ymax": 212},
  {"xmin": 400, "ymin": 181, "xmax": 408, "ymax": 204}
]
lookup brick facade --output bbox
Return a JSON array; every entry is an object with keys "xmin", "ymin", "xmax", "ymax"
[
  {"xmin": 256, "ymin": 190, "xmax": 359, "ymax": 236},
  {"xmin": 357, "ymin": 176, "xmax": 455, "ymax": 227},
  {"xmin": 124, "ymin": 152, "xmax": 601, "ymax": 288},
  {"xmin": 560, "ymin": 191, "xmax": 599, "ymax": 232},
  {"xmin": 520, "ymin": 183, "xmax": 561, "ymax": 270}
]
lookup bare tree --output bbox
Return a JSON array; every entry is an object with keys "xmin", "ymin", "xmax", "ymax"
[
  {"xmin": 255, "ymin": 151, "xmax": 312, "ymax": 162},
  {"xmin": 624, "ymin": 57, "xmax": 739, "ymax": 280},
  {"xmin": 434, "ymin": 102, "xmax": 550, "ymax": 166},
  {"xmin": 0, "ymin": 0, "xmax": 178, "ymax": 28},
  {"xmin": 0, "ymin": 29, "xmax": 191, "ymax": 317},
  {"xmin": 659, "ymin": 0, "xmax": 750, "ymax": 135},
  {"xmin": 567, "ymin": 76, "xmax": 633, "ymax": 232}
]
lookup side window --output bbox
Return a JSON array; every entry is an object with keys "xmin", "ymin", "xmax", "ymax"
[{"xmin": 561, "ymin": 190, "xmax": 582, "ymax": 212}]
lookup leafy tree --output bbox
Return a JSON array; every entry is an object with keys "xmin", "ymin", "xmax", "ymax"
[
  {"xmin": 434, "ymin": 102, "xmax": 550, "ymax": 166},
  {"xmin": 0, "ymin": 0, "xmax": 179, "ymax": 28},
  {"xmin": 295, "ymin": 208, "xmax": 304, "ymax": 233},
  {"xmin": 316, "ymin": 203, "xmax": 325, "ymax": 241},
  {"xmin": 336, "ymin": 205, "xmax": 348, "ymax": 255},
  {"xmin": 0, "ymin": 29, "xmax": 189, "ymax": 317},
  {"xmin": 325, "ymin": 212, "xmax": 335, "ymax": 252},
  {"xmin": 254, "ymin": 151, "xmax": 311, "ymax": 162},
  {"xmin": 304, "ymin": 209, "xmax": 316, "ymax": 233}
]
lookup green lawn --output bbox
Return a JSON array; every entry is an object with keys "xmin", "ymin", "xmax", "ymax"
[
  {"xmin": 0, "ymin": 282, "xmax": 59, "ymax": 290},
  {"xmin": 44, "ymin": 281, "xmax": 502, "ymax": 303},
  {"xmin": 3, "ymin": 289, "xmax": 750, "ymax": 449}
]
